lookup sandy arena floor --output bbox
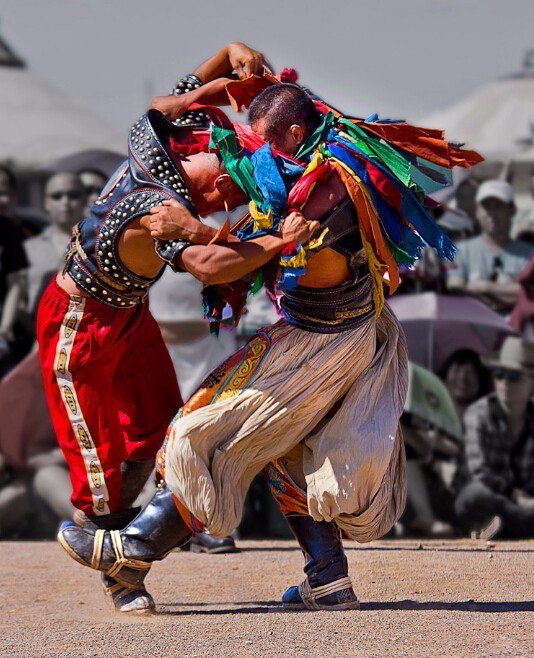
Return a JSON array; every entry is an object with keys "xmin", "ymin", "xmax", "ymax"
[{"xmin": 0, "ymin": 539, "xmax": 533, "ymax": 658}]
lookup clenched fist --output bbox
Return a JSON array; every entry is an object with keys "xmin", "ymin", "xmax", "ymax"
[
  {"xmin": 149, "ymin": 199, "xmax": 199, "ymax": 241},
  {"xmin": 280, "ymin": 211, "xmax": 320, "ymax": 245}
]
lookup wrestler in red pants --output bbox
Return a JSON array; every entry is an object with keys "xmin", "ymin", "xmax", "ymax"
[{"xmin": 37, "ymin": 279, "xmax": 181, "ymax": 517}]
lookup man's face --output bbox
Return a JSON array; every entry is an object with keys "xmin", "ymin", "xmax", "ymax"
[
  {"xmin": 80, "ymin": 171, "xmax": 107, "ymax": 212},
  {"xmin": 492, "ymin": 368, "xmax": 534, "ymax": 417},
  {"xmin": 250, "ymin": 118, "xmax": 301, "ymax": 156},
  {"xmin": 44, "ymin": 173, "xmax": 87, "ymax": 231},
  {"xmin": 0, "ymin": 171, "xmax": 16, "ymax": 217},
  {"xmin": 475, "ymin": 198, "xmax": 514, "ymax": 240}
]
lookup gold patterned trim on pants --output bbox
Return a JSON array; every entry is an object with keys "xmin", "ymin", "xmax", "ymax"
[{"xmin": 53, "ymin": 296, "xmax": 110, "ymax": 515}]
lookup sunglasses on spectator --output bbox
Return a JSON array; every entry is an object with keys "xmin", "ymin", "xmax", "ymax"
[
  {"xmin": 47, "ymin": 190, "xmax": 83, "ymax": 201},
  {"xmin": 83, "ymin": 186, "xmax": 103, "ymax": 196},
  {"xmin": 490, "ymin": 368, "xmax": 523, "ymax": 382}
]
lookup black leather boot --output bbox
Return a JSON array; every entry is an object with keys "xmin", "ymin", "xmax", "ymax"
[
  {"xmin": 58, "ymin": 485, "xmax": 191, "ymax": 592},
  {"xmin": 78, "ymin": 508, "xmax": 155, "ymax": 614},
  {"xmin": 282, "ymin": 514, "xmax": 359, "ymax": 610},
  {"xmin": 121, "ymin": 459, "xmax": 155, "ymax": 508},
  {"xmin": 188, "ymin": 532, "xmax": 240, "ymax": 554}
]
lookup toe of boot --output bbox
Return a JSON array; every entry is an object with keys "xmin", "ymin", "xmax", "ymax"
[
  {"xmin": 281, "ymin": 585, "xmax": 305, "ymax": 609},
  {"xmin": 57, "ymin": 522, "xmax": 100, "ymax": 569},
  {"xmin": 102, "ymin": 575, "xmax": 155, "ymax": 614}
]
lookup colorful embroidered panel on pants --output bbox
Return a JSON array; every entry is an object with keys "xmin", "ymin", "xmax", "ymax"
[
  {"xmin": 263, "ymin": 459, "xmax": 309, "ymax": 517},
  {"xmin": 156, "ymin": 331, "xmax": 272, "ymax": 481}
]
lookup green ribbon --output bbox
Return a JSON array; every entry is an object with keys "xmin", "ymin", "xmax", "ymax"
[
  {"xmin": 294, "ymin": 112, "xmax": 336, "ymax": 160},
  {"xmin": 209, "ymin": 124, "xmax": 264, "ymax": 206}
]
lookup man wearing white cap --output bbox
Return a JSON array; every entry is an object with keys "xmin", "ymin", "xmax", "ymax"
[{"xmin": 447, "ymin": 180, "xmax": 533, "ymax": 313}]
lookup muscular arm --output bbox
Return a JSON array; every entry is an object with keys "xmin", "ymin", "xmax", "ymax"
[
  {"xmin": 178, "ymin": 213, "xmax": 319, "ymax": 285},
  {"xmin": 147, "ymin": 202, "xmax": 218, "ymax": 243}
]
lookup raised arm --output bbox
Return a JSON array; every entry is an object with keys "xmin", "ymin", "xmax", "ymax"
[
  {"xmin": 194, "ymin": 42, "xmax": 270, "ymax": 83},
  {"xmin": 150, "ymin": 42, "xmax": 271, "ymax": 121}
]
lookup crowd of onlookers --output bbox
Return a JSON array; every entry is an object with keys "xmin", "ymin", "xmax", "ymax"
[
  {"xmin": 1, "ymin": 162, "xmax": 534, "ymax": 542},
  {"xmin": 396, "ymin": 172, "xmax": 534, "ymax": 540}
]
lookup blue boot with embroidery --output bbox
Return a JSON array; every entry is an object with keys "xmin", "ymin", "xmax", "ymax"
[{"xmin": 282, "ymin": 514, "xmax": 359, "ymax": 611}]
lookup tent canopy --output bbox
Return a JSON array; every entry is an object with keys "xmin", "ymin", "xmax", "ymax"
[
  {"xmin": 423, "ymin": 54, "xmax": 534, "ymax": 162},
  {"xmin": 0, "ymin": 32, "xmax": 125, "ymax": 168}
]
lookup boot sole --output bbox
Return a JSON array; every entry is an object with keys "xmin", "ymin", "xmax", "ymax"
[
  {"xmin": 190, "ymin": 543, "xmax": 240, "ymax": 554},
  {"xmin": 106, "ymin": 596, "xmax": 156, "ymax": 615},
  {"xmin": 283, "ymin": 600, "xmax": 360, "ymax": 611},
  {"xmin": 103, "ymin": 591, "xmax": 156, "ymax": 615}
]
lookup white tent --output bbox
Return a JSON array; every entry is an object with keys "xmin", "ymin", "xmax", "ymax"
[
  {"xmin": 0, "ymin": 33, "xmax": 125, "ymax": 168},
  {"xmin": 423, "ymin": 52, "xmax": 534, "ymax": 162}
]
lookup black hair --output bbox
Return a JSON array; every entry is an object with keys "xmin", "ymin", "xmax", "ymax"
[
  {"xmin": 248, "ymin": 83, "xmax": 321, "ymax": 141},
  {"xmin": 439, "ymin": 348, "xmax": 490, "ymax": 398},
  {"xmin": 0, "ymin": 164, "xmax": 17, "ymax": 191}
]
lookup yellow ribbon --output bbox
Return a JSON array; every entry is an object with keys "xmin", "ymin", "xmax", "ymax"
[
  {"xmin": 306, "ymin": 227, "xmax": 329, "ymax": 252},
  {"xmin": 302, "ymin": 151, "xmax": 324, "ymax": 176},
  {"xmin": 249, "ymin": 200, "xmax": 274, "ymax": 232},
  {"xmin": 280, "ymin": 245, "xmax": 308, "ymax": 269}
]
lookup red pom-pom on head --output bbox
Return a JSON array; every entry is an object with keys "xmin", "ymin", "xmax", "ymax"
[{"xmin": 280, "ymin": 68, "xmax": 299, "ymax": 84}]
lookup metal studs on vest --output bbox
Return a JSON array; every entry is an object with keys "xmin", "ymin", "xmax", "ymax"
[
  {"xmin": 170, "ymin": 74, "xmax": 209, "ymax": 129},
  {"xmin": 128, "ymin": 114, "xmax": 192, "ymax": 202}
]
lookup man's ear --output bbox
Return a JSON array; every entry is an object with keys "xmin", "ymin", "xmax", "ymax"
[
  {"xmin": 214, "ymin": 173, "xmax": 236, "ymax": 195},
  {"xmin": 289, "ymin": 124, "xmax": 306, "ymax": 147}
]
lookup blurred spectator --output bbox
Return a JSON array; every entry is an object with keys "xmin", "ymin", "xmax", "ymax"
[
  {"xmin": 0, "ymin": 352, "xmax": 74, "ymax": 538},
  {"xmin": 440, "ymin": 349, "xmax": 489, "ymax": 418},
  {"xmin": 0, "ymin": 209, "xmax": 28, "ymax": 377},
  {"xmin": 401, "ymin": 412, "xmax": 459, "ymax": 537},
  {"xmin": 510, "ymin": 252, "xmax": 534, "ymax": 337},
  {"xmin": 398, "ymin": 206, "xmax": 473, "ymax": 294},
  {"xmin": 447, "ymin": 180, "xmax": 533, "ymax": 314},
  {"xmin": 78, "ymin": 168, "xmax": 107, "ymax": 216},
  {"xmin": 24, "ymin": 172, "xmax": 86, "ymax": 317},
  {"xmin": 0, "ymin": 451, "xmax": 31, "ymax": 537},
  {"xmin": 454, "ymin": 337, "xmax": 534, "ymax": 539},
  {"xmin": 0, "ymin": 165, "xmax": 45, "ymax": 240},
  {"xmin": 398, "ymin": 363, "xmax": 465, "ymax": 538},
  {"xmin": 0, "ymin": 166, "xmax": 18, "ymax": 224},
  {"xmin": 454, "ymin": 176, "xmax": 479, "ymax": 227},
  {"xmin": 512, "ymin": 170, "xmax": 534, "ymax": 245}
]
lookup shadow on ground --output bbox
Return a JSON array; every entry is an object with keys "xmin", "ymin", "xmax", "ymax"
[{"xmin": 157, "ymin": 599, "xmax": 534, "ymax": 615}]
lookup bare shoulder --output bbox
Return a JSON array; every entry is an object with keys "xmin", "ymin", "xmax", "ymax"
[{"xmin": 301, "ymin": 171, "xmax": 347, "ymax": 222}]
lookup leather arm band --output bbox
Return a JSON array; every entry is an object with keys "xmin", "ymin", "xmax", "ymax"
[{"xmin": 155, "ymin": 239, "xmax": 193, "ymax": 272}]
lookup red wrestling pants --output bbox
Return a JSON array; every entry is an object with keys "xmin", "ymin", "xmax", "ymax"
[{"xmin": 37, "ymin": 279, "xmax": 182, "ymax": 516}]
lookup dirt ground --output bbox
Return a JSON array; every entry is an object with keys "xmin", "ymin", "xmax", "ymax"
[{"xmin": 0, "ymin": 538, "xmax": 532, "ymax": 658}]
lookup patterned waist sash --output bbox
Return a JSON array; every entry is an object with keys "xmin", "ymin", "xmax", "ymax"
[{"xmin": 280, "ymin": 273, "xmax": 374, "ymax": 334}]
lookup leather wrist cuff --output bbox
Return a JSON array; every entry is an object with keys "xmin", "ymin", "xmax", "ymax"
[{"xmin": 155, "ymin": 238, "xmax": 193, "ymax": 272}]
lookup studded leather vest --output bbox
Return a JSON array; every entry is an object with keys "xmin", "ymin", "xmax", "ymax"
[{"xmin": 64, "ymin": 74, "xmax": 210, "ymax": 309}]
